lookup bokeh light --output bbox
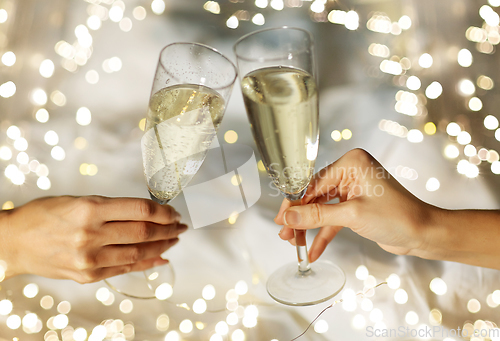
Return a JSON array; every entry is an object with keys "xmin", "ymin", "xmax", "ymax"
[
  {"xmin": 477, "ymin": 75, "xmax": 494, "ymax": 90},
  {"xmin": 468, "ymin": 97, "xmax": 483, "ymax": 111},
  {"xmin": 314, "ymin": 319, "xmax": 329, "ymax": 333},
  {"xmin": 235, "ymin": 280, "xmax": 248, "ymax": 295},
  {"xmin": 202, "ymin": 284, "xmax": 216, "ymax": 300},
  {"xmin": 1, "ymin": 51, "xmax": 16, "ymax": 66},
  {"xmin": 394, "ymin": 288, "xmax": 409, "ymax": 304},
  {"xmin": 231, "ymin": 329, "xmax": 245, "ymax": 341},
  {"xmin": 355, "ymin": 265, "xmax": 369, "ymax": 280},
  {"xmin": 226, "ymin": 16, "xmax": 239, "ymax": 29},
  {"xmin": 35, "ymin": 108, "xmax": 49, "ymax": 123},
  {"xmin": 155, "ymin": 283, "xmax": 173, "ymax": 300},
  {"xmin": 446, "ymin": 122, "xmax": 461, "ymax": 136},
  {"xmin": 44, "ymin": 130, "xmax": 59, "ymax": 146},
  {"xmin": 429, "ymin": 278, "xmax": 447, "ymax": 295},
  {"xmin": 0, "ymin": 299, "xmax": 13, "ymax": 315},
  {"xmin": 6, "ymin": 315, "xmax": 21, "ymax": 329},
  {"xmin": 418, "ymin": 53, "xmax": 433, "ymax": 68},
  {"xmin": 76, "ymin": 107, "xmax": 92, "ymax": 125},
  {"xmin": 407, "ymin": 129, "xmax": 423, "ymax": 143},
  {"xmin": 425, "ymin": 81, "xmax": 443, "ymax": 99},
  {"xmin": 406, "ymin": 76, "xmax": 421, "ymax": 90},
  {"xmin": 193, "ymin": 298, "xmax": 207, "ymax": 314},
  {"xmin": 23, "ymin": 283, "xmax": 39, "ymax": 298},
  {"xmin": 458, "ymin": 79, "xmax": 475, "ymax": 95},
  {"xmin": 0, "ymin": 9, "xmax": 8, "ymax": 24},
  {"xmin": 51, "ymin": 146, "xmax": 65, "ymax": 161},
  {"xmin": 0, "ymin": 81, "xmax": 16, "ymax": 98},
  {"xmin": 224, "ymin": 130, "xmax": 238, "ymax": 144},
  {"xmin": 458, "ymin": 48, "xmax": 473, "ymax": 67},
  {"xmin": 0, "ymin": 146, "xmax": 12, "ymax": 160},
  {"xmin": 444, "ymin": 145, "xmax": 459, "ymax": 159},
  {"xmin": 151, "ymin": 0, "xmax": 166, "ymax": 14},
  {"xmin": 387, "ymin": 273, "xmax": 401, "ymax": 289},
  {"xmin": 424, "ymin": 122, "xmax": 437, "ymax": 135},
  {"xmin": 457, "ymin": 131, "xmax": 472, "ymax": 145},
  {"xmin": 39, "ymin": 59, "xmax": 55, "ymax": 78},
  {"xmin": 133, "ymin": 6, "xmax": 147, "ymax": 20},
  {"xmin": 405, "ymin": 311, "xmax": 419, "ymax": 325},
  {"xmin": 467, "ymin": 299, "xmax": 481, "ymax": 313},
  {"xmin": 179, "ymin": 319, "xmax": 193, "ymax": 333},
  {"xmin": 484, "ymin": 115, "xmax": 499, "ymax": 130}
]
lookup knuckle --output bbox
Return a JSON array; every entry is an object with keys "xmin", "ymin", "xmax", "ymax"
[
  {"xmin": 348, "ymin": 148, "xmax": 369, "ymax": 160},
  {"xmin": 77, "ymin": 269, "xmax": 100, "ymax": 284},
  {"xmin": 73, "ymin": 229, "xmax": 93, "ymax": 249},
  {"xmin": 135, "ymin": 221, "xmax": 153, "ymax": 241},
  {"xmin": 310, "ymin": 203, "xmax": 323, "ymax": 225},
  {"xmin": 74, "ymin": 197, "xmax": 98, "ymax": 223},
  {"xmin": 346, "ymin": 201, "xmax": 362, "ymax": 221},
  {"xmin": 74, "ymin": 253, "xmax": 96, "ymax": 270},
  {"xmin": 126, "ymin": 246, "xmax": 143, "ymax": 264},
  {"xmin": 348, "ymin": 148, "xmax": 374, "ymax": 167},
  {"xmin": 137, "ymin": 200, "xmax": 155, "ymax": 219},
  {"xmin": 118, "ymin": 264, "xmax": 132, "ymax": 276},
  {"xmin": 73, "ymin": 275, "xmax": 88, "ymax": 284}
]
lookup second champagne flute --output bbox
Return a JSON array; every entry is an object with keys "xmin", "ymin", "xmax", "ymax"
[{"xmin": 234, "ymin": 27, "xmax": 345, "ymax": 306}]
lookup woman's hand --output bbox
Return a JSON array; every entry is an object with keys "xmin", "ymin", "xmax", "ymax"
[
  {"xmin": 0, "ymin": 196, "xmax": 187, "ymax": 283},
  {"xmin": 274, "ymin": 149, "xmax": 436, "ymax": 263}
]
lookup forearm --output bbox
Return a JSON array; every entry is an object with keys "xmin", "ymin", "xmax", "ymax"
[{"xmin": 418, "ymin": 207, "xmax": 500, "ymax": 269}]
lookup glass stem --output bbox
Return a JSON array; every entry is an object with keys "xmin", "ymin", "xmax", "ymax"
[{"xmin": 290, "ymin": 199, "xmax": 311, "ymax": 274}]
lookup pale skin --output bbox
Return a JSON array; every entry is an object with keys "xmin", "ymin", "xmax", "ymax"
[
  {"xmin": 0, "ymin": 195, "xmax": 187, "ymax": 283},
  {"xmin": 275, "ymin": 148, "xmax": 500, "ymax": 270}
]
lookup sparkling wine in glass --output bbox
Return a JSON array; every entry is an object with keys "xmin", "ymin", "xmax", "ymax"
[
  {"xmin": 105, "ymin": 42, "xmax": 237, "ymax": 299},
  {"xmin": 234, "ymin": 27, "xmax": 345, "ymax": 306}
]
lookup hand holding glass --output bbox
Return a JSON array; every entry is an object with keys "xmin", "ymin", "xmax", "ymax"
[
  {"xmin": 106, "ymin": 42, "xmax": 237, "ymax": 299},
  {"xmin": 234, "ymin": 27, "xmax": 345, "ymax": 306}
]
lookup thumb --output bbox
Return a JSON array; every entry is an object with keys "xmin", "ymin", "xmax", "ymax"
[{"xmin": 283, "ymin": 202, "xmax": 353, "ymax": 230}]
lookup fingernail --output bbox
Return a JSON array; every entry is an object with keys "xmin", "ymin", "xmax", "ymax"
[
  {"xmin": 278, "ymin": 227, "xmax": 284, "ymax": 235},
  {"xmin": 284, "ymin": 209, "xmax": 301, "ymax": 225},
  {"xmin": 177, "ymin": 224, "xmax": 188, "ymax": 232}
]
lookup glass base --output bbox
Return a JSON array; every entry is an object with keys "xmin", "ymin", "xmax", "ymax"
[
  {"xmin": 149, "ymin": 190, "xmax": 171, "ymax": 205},
  {"xmin": 282, "ymin": 187, "xmax": 307, "ymax": 202},
  {"xmin": 104, "ymin": 263, "xmax": 175, "ymax": 299},
  {"xmin": 267, "ymin": 260, "xmax": 345, "ymax": 306}
]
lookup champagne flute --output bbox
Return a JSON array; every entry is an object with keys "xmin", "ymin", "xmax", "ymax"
[
  {"xmin": 234, "ymin": 27, "xmax": 345, "ymax": 306},
  {"xmin": 105, "ymin": 42, "xmax": 237, "ymax": 299}
]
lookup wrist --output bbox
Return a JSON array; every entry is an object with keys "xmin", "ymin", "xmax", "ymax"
[
  {"xmin": 412, "ymin": 204, "xmax": 453, "ymax": 261},
  {"xmin": 0, "ymin": 209, "xmax": 21, "ymax": 279}
]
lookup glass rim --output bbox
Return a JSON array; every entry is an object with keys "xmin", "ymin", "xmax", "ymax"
[
  {"xmin": 158, "ymin": 42, "xmax": 238, "ymax": 91},
  {"xmin": 233, "ymin": 26, "xmax": 315, "ymax": 63}
]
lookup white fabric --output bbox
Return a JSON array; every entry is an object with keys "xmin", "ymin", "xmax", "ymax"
[{"xmin": 1, "ymin": 0, "xmax": 499, "ymax": 340}]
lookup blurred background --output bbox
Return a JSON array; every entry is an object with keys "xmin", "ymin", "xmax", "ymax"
[{"xmin": 1, "ymin": 0, "xmax": 500, "ymax": 340}]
